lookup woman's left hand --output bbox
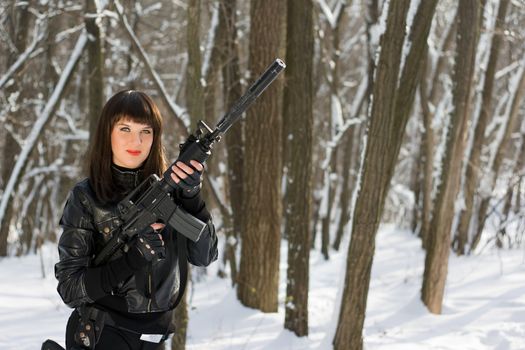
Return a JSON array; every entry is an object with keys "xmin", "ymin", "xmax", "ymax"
[{"xmin": 170, "ymin": 160, "xmax": 204, "ymax": 196}]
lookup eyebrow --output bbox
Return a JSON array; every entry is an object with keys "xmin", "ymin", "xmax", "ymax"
[{"xmin": 116, "ymin": 122, "xmax": 153, "ymax": 130}]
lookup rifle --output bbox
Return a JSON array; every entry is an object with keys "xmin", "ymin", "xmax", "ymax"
[{"xmin": 93, "ymin": 58, "xmax": 286, "ymax": 266}]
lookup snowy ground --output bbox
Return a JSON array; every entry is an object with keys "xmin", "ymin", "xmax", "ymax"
[{"xmin": 1, "ymin": 225, "xmax": 524, "ymax": 350}]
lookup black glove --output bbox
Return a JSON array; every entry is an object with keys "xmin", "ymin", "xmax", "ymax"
[
  {"xmin": 126, "ymin": 226, "xmax": 165, "ymax": 270},
  {"xmin": 174, "ymin": 161, "xmax": 202, "ymax": 197}
]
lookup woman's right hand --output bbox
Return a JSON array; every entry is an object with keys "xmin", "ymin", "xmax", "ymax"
[
  {"xmin": 127, "ymin": 225, "xmax": 165, "ymax": 269},
  {"xmin": 170, "ymin": 160, "xmax": 203, "ymax": 197}
]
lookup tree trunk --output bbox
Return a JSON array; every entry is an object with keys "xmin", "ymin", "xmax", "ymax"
[
  {"xmin": 334, "ymin": 1, "xmax": 412, "ymax": 348},
  {"xmin": 334, "ymin": 0, "xmax": 438, "ymax": 347},
  {"xmin": 319, "ymin": 2, "xmax": 346, "ymax": 261},
  {"xmin": 320, "ymin": 161, "xmax": 335, "ymax": 260},
  {"xmin": 283, "ymin": 0, "xmax": 314, "ymax": 337},
  {"xmin": 471, "ymin": 59, "xmax": 525, "ymax": 252},
  {"xmin": 172, "ymin": 1, "xmax": 206, "ymax": 347},
  {"xmin": 0, "ymin": 1, "xmax": 32, "ymax": 256},
  {"xmin": 455, "ymin": 0, "xmax": 509, "ymax": 255},
  {"xmin": 421, "ymin": 0, "xmax": 481, "ymax": 314},
  {"xmin": 31, "ymin": 1, "xmax": 62, "ymax": 253},
  {"xmin": 333, "ymin": 132, "xmax": 354, "ymax": 251},
  {"xmin": 0, "ymin": 30, "xmax": 88, "ymax": 255},
  {"xmin": 237, "ymin": 0, "xmax": 285, "ymax": 312},
  {"xmin": 410, "ymin": 141, "xmax": 422, "ymax": 233},
  {"xmin": 419, "ymin": 10, "xmax": 457, "ymax": 249},
  {"xmin": 365, "ymin": 0, "xmax": 379, "ymax": 106},
  {"xmin": 419, "ymin": 57, "xmax": 435, "ymax": 249},
  {"xmin": 220, "ymin": 0, "xmax": 243, "ymax": 286},
  {"xmin": 171, "ymin": 269, "xmax": 190, "ymax": 350},
  {"xmin": 185, "ymin": 0, "xmax": 205, "ymax": 126},
  {"xmin": 333, "ymin": 0, "xmax": 377, "ymax": 253},
  {"xmin": 85, "ymin": 0, "xmax": 105, "ymax": 145}
]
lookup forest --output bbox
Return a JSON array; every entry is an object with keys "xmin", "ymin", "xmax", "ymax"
[{"xmin": 0, "ymin": 0, "xmax": 524, "ymax": 349}]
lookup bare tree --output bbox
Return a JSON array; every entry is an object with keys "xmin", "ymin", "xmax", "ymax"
[
  {"xmin": 334, "ymin": 0, "xmax": 411, "ymax": 347},
  {"xmin": 334, "ymin": 0, "xmax": 439, "ymax": 347},
  {"xmin": 317, "ymin": 1, "xmax": 347, "ymax": 260},
  {"xmin": 283, "ymin": 0, "xmax": 314, "ymax": 337},
  {"xmin": 171, "ymin": 2, "xmax": 207, "ymax": 348},
  {"xmin": 0, "ymin": 29, "xmax": 88, "ymax": 254},
  {"xmin": 419, "ymin": 7, "xmax": 458, "ymax": 249},
  {"xmin": 421, "ymin": 0, "xmax": 482, "ymax": 314},
  {"xmin": 333, "ymin": 0, "xmax": 379, "ymax": 252},
  {"xmin": 220, "ymin": 0, "xmax": 243, "ymax": 285},
  {"xmin": 85, "ymin": 0, "xmax": 105, "ymax": 145},
  {"xmin": 472, "ymin": 57, "xmax": 525, "ymax": 251},
  {"xmin": 0, "ymin": 0, "xmax": 32, "ymax": 256},
  {"xmin": 454, "ymin": 0, "xmax": 510, "ymax": 255},
  {"xmin": 237, "ymin": 0, "xmax": 286, "ymax": 312}
]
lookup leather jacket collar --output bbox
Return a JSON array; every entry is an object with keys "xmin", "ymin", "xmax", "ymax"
[{"xmin": 111, "ymin": 164, "xmax": 144, "ymax": 194}]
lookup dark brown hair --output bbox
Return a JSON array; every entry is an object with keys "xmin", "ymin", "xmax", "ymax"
[{"xmin": 88, "ymin": 90, "xmax": 168, "ymax": 202}]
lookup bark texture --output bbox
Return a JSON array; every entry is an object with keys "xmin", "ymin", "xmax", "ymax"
[
  {"xmin": 237, "ymin": 0, "xmax": 285, "ymax": 312},
  {"xmin": 455, "ymin": 0, "xmax": 509, "ymax": 254},
  {"xmin": 334, "ymin": 0, "xmax": 438, "ymax": 347},
  {"xmin": 283, "ymin": 0, "xmax": 314, "ymax": 337},
  {"xmin": 421, "ymin": 0, "xmax": 481, "ymax": 314},
  {"xmin": 333, "ymin": 1, "xmax": 411, "ymax": 348}
]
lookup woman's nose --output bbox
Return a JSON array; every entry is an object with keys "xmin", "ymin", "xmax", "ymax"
[{"xmin": 132, "ymin": 132, "xmax": 142, "ymax": 145}]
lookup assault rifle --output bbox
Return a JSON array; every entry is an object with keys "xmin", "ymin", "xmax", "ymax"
[{"xmin": 93, "ymin": 59, "xmax": 286, "ymax": 267}]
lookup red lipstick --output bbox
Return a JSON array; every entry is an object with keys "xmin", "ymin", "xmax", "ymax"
[{"xmin": 126, "ymin": 150, "xmax": 141, "ymax": 156}]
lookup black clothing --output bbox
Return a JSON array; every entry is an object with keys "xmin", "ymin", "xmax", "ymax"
[
  {"xmin": 65, "ymin": 311, "xmax": 163, "ymax": 350},
  {"xmin": 55, "ymin": 165, "xmax": 218, "ymax": 340}
]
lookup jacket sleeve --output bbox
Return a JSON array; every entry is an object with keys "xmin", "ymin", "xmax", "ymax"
[
  {"xmin": 55, "ymin": 187, "xmax": 137, "ymax": 307},
  {"xmin": 174, "ymin": 191, "xmax": 218, "ymax": 267},
  {"xmin": 54, "ymin": 187, "xmax": 97, "ymax": 308},
  {"xmin": 187, "ymin": 218, "xmax": 218, "ymax": 267}
]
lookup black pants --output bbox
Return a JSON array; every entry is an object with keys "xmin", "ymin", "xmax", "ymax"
[{"xmin": 65, "ymin": 311, "xmax": 164, "ymax": 350}]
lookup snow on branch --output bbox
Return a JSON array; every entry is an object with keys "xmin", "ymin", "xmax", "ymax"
[
  {"xmin": 113, "ymin": 0, "xmax": 234, "ymax": 221},
  {"xmin": 316, "ymin": 0, "xmax": 346, "ymax": 29},
  {"xmin": 0, "ymin": 30, "xmax": 88, "ymax": 226},
  {"xmin": 22, "ymin": 163, "xmax": 78, "ymax": 182},
  {"xmin": 0, "ymin": 19, "xmax": 46, "ymax": 90},
  {"xmin": 321, "ymin": 76, "xmax": 368, "ymax": 169},
  {"xmin": 202, "ymin": 2, "xmax": 220, "ymax": 79},
  {"xmin": 488, "ymin": 56, "xmax": 525, "ymax": 170},
  {"xmin": 114, "ymin": 0, "xmax": 189, "ymax": 133}
]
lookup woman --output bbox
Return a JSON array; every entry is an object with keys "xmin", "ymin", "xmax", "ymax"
[{"xmin": 55, "ymin": 90, "xmax": 218, "ymax": 349}]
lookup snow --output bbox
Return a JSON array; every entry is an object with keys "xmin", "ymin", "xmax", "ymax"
[{"xmin": 1, "ymin": 226, "xmax": 524, "ymax": 349}]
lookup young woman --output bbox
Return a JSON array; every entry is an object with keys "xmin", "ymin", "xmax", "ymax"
[{"xmin": 54, "ymin": 90, "xmax": 218, "ymax": 349}]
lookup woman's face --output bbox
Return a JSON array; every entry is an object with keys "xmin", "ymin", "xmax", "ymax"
[{"xmin": 111, "ymin": 117, "xmax": 154, "ymax": 169}]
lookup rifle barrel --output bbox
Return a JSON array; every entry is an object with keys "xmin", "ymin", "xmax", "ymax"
[{"xmin": 215, "ymin": 58, "xmax": 286, "ymax": 135}]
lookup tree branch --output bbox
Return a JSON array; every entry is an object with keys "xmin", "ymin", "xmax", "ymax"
[
  {"xmin": 0, "ymin": 30, "xmax": 88, "ymax": 227},
  {"xmin": 114, "ymin": 0, "xmax": 189, "ymax": 133},
  {"xmin": 0, "ymin": 19, "xmax": 46, "ymax": 89}
]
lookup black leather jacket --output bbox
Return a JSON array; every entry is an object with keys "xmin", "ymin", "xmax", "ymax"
[{"xmin": 55, "ymin": 167, "xmax": 217, "ymax": 331}]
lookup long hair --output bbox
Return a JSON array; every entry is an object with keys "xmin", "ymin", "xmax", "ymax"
[{"xmin": 88, "ymin": 90, "xmax": 168, "ymax": 202}]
